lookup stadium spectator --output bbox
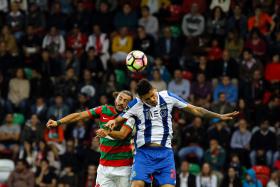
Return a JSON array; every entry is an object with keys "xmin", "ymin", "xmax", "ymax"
[
  {"xmin": 150, "ymin": 68, "xmax": 167, "ymax": 91},
  {"xmin": 242, "ymin": 169, "xmax": 263, "ymax": 187},
  {"xmin": 206, "ymin": 7, "xmax": 226, "ymax": 38},
  {"xmin": 176, "ymin": 160, "xmax": 196, "ymax": 187},
  {"xmin": 0, "ymin": 113, "xmax": 20, "ymax": 158},
  {"xmin": 82, "ymin": 164, "xmax": 97, "ymax": 187},
  {"xmin": 6, "ymin": 2, "xmax": 25, "ymax": 40},
  {"xmin": 168, "ymin": 69, "xmax": 191, "ymax": 100},
  {"xmin": 61, "ymin": 49, "xmax": 80, "ymax": 76},
  {"xmin": 58, "ymin": 165, "xmax": 78, "ymax": 187},
  {"xmin": 208, "ymin": 118, "xmax": 231, "ymax": 149},
  {"xmin": 26, "ymin": 3, "xmax": 46, "ymax": 34},
  {"xmin": 207, "ymin": 38, "xmax": 223, "ymax": 62},
  {"xmin": 152, "ymin": 57, "xmax": 171, "ymax": 82},
  {"xmin": 7, "ymin": 159, "xmax": 35, "ymax": 187},
  {"xmin": 221, "ymin": 167, "xmax": 242, "ymax": 187},
  {"xmin": 245, "ymin": 29, "xmax": 267, "ymax": 60},
  {"xmin": 66, "ymin": 24, "xmax": 87, "ymax": 58},
  {"xmin": 226, "ymin": 5, "xmax": 247, "ymax": 38},
  {"xmin": 216, "ymin": 50, "xmax": 239, "ymax": 80},
  {"xmin": 267, "ymin": 171, "xmax": 280, "ymax": 187},
  {"xmin": 71, "ymin": 1, "xmax": 91, "ymax": 33},
  {"xmin": 0, "ymin": 0, "xmax": 8, "ymax": 13},
  {"xmin": 250, "ymin": 120, "xmax": 277, "ymax": 166},
  {"xmin": 269, "ymin": 30, "xmax": 280, "ymax": 55},
  {"xmin": 210, "ymin": 0, "xmax": 230, "ymax": 13},
  {"xmin": 138, "ymin": 6, "xmax": 159, "ymax": 38},
  {"xmin": 72, "ymin": 119, "xmax": 86, "ymax": 145},
  {"xmin": 224, "ymin": 30, "xmax": 244, "ymax": 60},
  {"xmin": 265, "ymin": 54, "xmax": 280, "ymax": 82},
  {"xmin": 47, "ymin": 2, "xmax": 68, "ymax": 33},
  {"xmin": 213, "ymin": 75, "xmax": 238, "ymax": 105},
  {"xmin": 211, "ymin": 92, "xmax": 234, "ymax": 116},
  {"xmin": 196, "ymin": 163, "xmax": 218, "ymax": 187},
  {"xmin": 179, "ymin": 117, "xmax": 206, "ymax": 162},
  {"xmin": 81, "ymin": 137, "xmax": 100, "ymax": 168},
  {"xmin": 59, "ymin": 139, "xmax": 79, "ymax": 172},
  {"xmin": 35, "ymin": 159, "xmax": 57, "ymax": 187},
  {"xmin": 181, "ymin": 3, "xmax": 205, "ymax": 38},
  {"xmin": 140, "ymin": 0, "xmax": 170, "ymax": 15},
  {"xmin": 86, "ymin": 24, "xmax": 110, "ymax": 70},
  {"xmin": 204, "ymin": 139, "xmax": 226, "ymax": 171},
  {"xmin": 114, "ymin": 3, "xmax": 138, "ymax": 30},
  {"xmin": 111, "ymin": 27, "xmax": 133, "ymax": 64},
  {"xmin": 47, "ymin": 95, "xmax": 70, "ymax": 120},
  {"xmin": 0, "ymin": 25, "xmax": 18, "ymax": 56},
  {"xmin": 134, "ymin": 26, "xmax": 155, "ymax": 56},
  {"xmin": 30, "ymin": 97, "xmax": 48, "ymax": 122},
  {"xmin": 21, "ymin": 114, "xmax": 44, "ymax": 145}
]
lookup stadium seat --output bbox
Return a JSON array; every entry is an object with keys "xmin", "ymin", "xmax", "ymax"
[
  {"xmin": 0, "ymin": 159, "xmax": 15, "ymax": 183},
  {"xmin": 252, "ymin": 165, "xmax": 270, "ymax": 186},
  {"xmin": 188, "ymin": 163, "xmax": 200, "ymax": 175}
]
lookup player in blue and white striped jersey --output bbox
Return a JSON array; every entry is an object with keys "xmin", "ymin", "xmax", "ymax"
[{"xmin": 105, "ymin": 79, "xmax": 239, "ymax": 187}]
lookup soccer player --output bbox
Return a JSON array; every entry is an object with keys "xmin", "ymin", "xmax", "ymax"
[
  {"xmin": 105, "ymin": 79, "xmax": 239, "ymax": 187},
  {"xmin": 46, "ymin": 90, "xmax": 135, "ymax": 187}
]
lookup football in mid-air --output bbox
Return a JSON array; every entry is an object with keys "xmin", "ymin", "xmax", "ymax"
[{"xmin": 126, "ymin": 50, "xmax": 148, "ymax": 72}]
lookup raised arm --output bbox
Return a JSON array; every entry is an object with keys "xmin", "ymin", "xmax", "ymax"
[
  {"xmin": 184, "ymin": 104, "xmax": 239, "ymax": 120},
  {"xmin": 46, "ymin": 111, "xmax": 90, "ymax": 128}
]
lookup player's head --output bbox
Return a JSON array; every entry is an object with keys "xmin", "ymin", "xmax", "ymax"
[
  {"xmin": 136, "ymin": 79, "xmax": 158, "ymax": 107},
  {"xmin": 113, "ymin": 90, "xmax": 133, "ymax": 112}
]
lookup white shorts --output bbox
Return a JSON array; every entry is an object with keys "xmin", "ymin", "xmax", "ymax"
[{"xmin": 96, "ymin": 165, "xmax": 131, "ymax": 187}]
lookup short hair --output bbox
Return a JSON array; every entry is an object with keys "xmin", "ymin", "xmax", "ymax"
[
  {"xmin": 136, "ymin": 79, "xmax": 153, "ymax": 96},
  {"xmin": 113, "ymin": 90, "xmax": 133, "ymax": 99}
]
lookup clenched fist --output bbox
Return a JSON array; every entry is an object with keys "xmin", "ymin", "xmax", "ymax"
[{"xmin": 46, "ymin": 119, "xmax": 58, "ymax": 128}]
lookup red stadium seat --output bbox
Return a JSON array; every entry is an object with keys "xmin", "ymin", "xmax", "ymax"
[{"xmin": 252, "ymin": 165, "xmax": 270, "ymax": 186}]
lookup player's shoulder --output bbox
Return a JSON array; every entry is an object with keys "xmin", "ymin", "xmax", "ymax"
[
  {"xmin": 159, "ymin": 90, "xmax": 174, "ymax": 99},
  {"xmin": 127, "ymin": 98, "xmax": 141, "ymax": 108}
]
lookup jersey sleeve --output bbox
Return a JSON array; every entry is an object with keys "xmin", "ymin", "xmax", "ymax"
[
  {"xmin": 87, "ymin": 106, "xmax": 102, "ymax": 120},
  {"xmin": 120, "ymin": 98, "xmax": 138, "ymax": 119},
  {"xmin": 124, "ymin": 117, "xmax": 135, "ymax": 130},
  {"xmin": 167, "ymin": 91, "xmax": 188, "ymax": 109}
]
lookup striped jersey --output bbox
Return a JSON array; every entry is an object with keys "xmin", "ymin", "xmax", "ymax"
[
  {"xmin": 122, "ymin": 91, "xmax": 188, "ymax": 148},
  {"xmin": 87, "ymin": 105, "xmax": 134, "ymax": 167}
]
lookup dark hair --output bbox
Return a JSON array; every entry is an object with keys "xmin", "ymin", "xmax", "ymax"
[
  {"xmin": 136, "ymin": 79, "xmax": 153, "ymax": 96},
  {"xmin": 112, "ymin": 90, "xmax": 133, "ymax": 99},
  {"xmin": 142, "ymin": 5, "xmax": 150, "ymax": 12}
]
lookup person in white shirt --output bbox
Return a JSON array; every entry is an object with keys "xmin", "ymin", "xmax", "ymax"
[
  {"xmin": 168, "ymin": 69, "xmax": 191, "ymax": 100},
  {"xmin": 176, "ymin": 161, "xmax": 196, "ymax": 187},
  {"xmin": 138, "ymin": 6, "xmax": 159, "ymax": 38},
  {"xmin": 196, "ymin": 163, "xmax": 217, "ymax": 187}
]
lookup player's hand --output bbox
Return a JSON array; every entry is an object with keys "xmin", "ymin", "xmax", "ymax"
[
  {"xmin": 96, "ymin": 129, "xmax": 109, "ymax": 138},
  {"xmin": 105, "ymin": 120, "xmax": 116, "ymax": 130},
  {"xmin": 219, "ymin": 111, "xmax": 239, "ymax": 121},
  {"xmin": 46, "ymin": 120, "xmax": 58, "ymax": 128}
]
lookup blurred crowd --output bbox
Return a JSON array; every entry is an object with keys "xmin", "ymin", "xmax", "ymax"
[{"xmin": 0, "ymin": 0, "xmax": 279, "ymax": 187}]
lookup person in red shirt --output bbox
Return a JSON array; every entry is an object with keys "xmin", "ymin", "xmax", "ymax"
[
  {"xmin": 265, "ymin": 54, "xmax": 280, "ymax": 82},
  {"xmin": 67, "ymin": 24, "xmax": 88, "ymax": 58},
  {"xmin": 247, "ymin": 6, "xmax": 275, "ymax": 36},
  {"xmin": 245, "ymin": 29, "xmax": 267, "ymax": 59},
  {"xmin": 207, "ymin": 39, "xmax": 223, "ymax": 61}
]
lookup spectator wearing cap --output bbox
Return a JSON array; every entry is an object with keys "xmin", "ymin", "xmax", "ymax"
[
  {"xmin": 7, "ymin": 159, "xmax": 35, "ymax": 187},
  {"xmin": 86, "ymin": 24, "xmax": 109, "ymax": 70},
  {"xmin": 114, "ymin": 3, "xmax": 138, "ymax": 30},
  {"xmin": 213, "ymin": 75, "xmax": 238, "ymax": 106},
  {"xmin": 67, "ymin": 24, "xmax": 87, "ymax": 58},
  {"xmin": 250, "ymin": 120, "xmax": 277, "ymax": 167},
  {"xmin": 168, "ymin": 69, "xmax": 191, "ymax": 100},
  {"xmin": 138, "ymin": 6, "xmax": 159, "ymax": 38}
]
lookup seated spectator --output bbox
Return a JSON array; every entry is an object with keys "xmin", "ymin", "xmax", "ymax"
[
  {"xmin": 182, "ymin": 0, "xmax": 207, "ymax": 14},
  {"xmin": 138, "ymin": 6, "xmax": 159, "ymax": 38},
  {"xmin": 181, "ymin": 3, "xmax": 205, "ymax": 38},
  {"xmin": 133, "ymin": 26, "xmax": 155, "ymax": 56},
  {"xmin": 78, "ymin": 69, "xmax": 98, "ymax": 99},
  {"xmin": 0, "ymin": 113, "xmax": 20, "ymax": 158},
  {"xmin": 0, "ymin": 25, "xmax": 18, "ymax": 56},
  {"xmin": 6, "ymin": 2, "xmax": 25, "ymax": 40},
  {"xmin": 114, "ymin": 3, "xmax": 138, "ymax": 30},
  {"xmin": 47, "ymin": 95, "xmax": 70, "ymax": 120},
  {"xmin": 8, "ymin": 68, "xmax": 30, "ymax": 112},
  {"xmin": 206, "ymin": 7, "xmax": 226, "ymax": 38},
  {"xmin": 190, "ymin": 73, "xmax": 212, "ymax": 107},
  {"xmin": 150, "ymin": 68, "xmax": 167, "ymax": 91},
  {"xmin": 44, "ymin": 123, "xmax": 65, "ymax": 156},
  {"xmin": 243, "ymin": 169, "xmax": 263, "ymax": 187},
  {"xmin": 81, "ymin": 137, "xmax": 100, "ymax": 168},
  {"xmin": 176, "ymin": 160, "xmax": 196, "ymax": 187},
  {"xmin": 168, "ymin": 69, "xmax": 191, "ymax": 100},
  {"xmin": 86, "ymin": 24, "xmax": 109, "ymax": 70},
  {"xmin": 26, "ymin": 3, "xmax": 46, "ymax": 34},
  {"xmin": 216, "ymin": 50, "xmax": 239, "ymax": 80},
  {"xmin": 72, "ymin": 120, "xmax": 86, "ymax": 145},
  {"xmin": 30, "ymin": 97, "xmax": 48, "ymax": 123},
  {"xmin": 66, "ymin": 24, "xmax": 87, "ymax": 58},
  {"xmin": 0, "ymin": 0, "xmax": 8, "ymax": 13},
  {"xmin": 224, "ymin": 30, "xmax": 244, "ymax": 61},
  {"xmin": 140, "ymin": 0, "xmax": 170, "ymax": 15},
  {"xmin": 230, "ymin": 119, "xmax": 252, "ymax": 166},
  {"xmin": 211, "ymin": 92, "xmax": 234, "ymax": 115},
  {"xmin": 207, "ymin": 38, "xmax": 223, "ymax": 62},
  {"xmin": 152, "ymin": 57, "xmax": 171, "ymax": 83},
  {"xmin": 60, "ymin": 139, "xmax": 79, "ymax": 172},
  {"xmin": 111, "ymin": 27, "xmax": 133, "ymax": 63},
  {"xmin": 204, "ymin": 139, "xmax": 226, "ymax": 171},
  {"xmin": 265, "ymin": 54, "xmax": 280, "ymax": 82},
  {"xmin": 179, "ymin": 117, "xmax": 206, "ymax": 162},
  {"xmin": 250, "ymin": 120, "xmax": 277, "ymax": 167},
  {"xmin": 226, "ymin": 5, "xmax": 247, "ymax": 38},
  {"xmin": 245, "ymin": 29, "xmax": 267, "ymax": 60},
  {"xmin": 81, "ymin": 164, "xmax": 97, "ymax": 187},
  {"xmin": 35, "ymin": 159, "xmax": 57, "ymax": 187},
  {"xmin": 196, "ymin": 163, "xmax": 218, "ymax": 187},
  {"xmin": 47, "ymin": 2, "xmax": 67, "ymax": 32},
  {"xmin": 42, "ymin": 26, "xmax": 65, "ymax": 59},
  {"xmin": 58, "ymin": 165, "xmax": 78, "ymax": 187},
  {"xmin": 221, "ymin": 167, "xmax": 242, "ymax": 187},
  {"xmin": 229, "ymin": 154, "xmax": 242, "ymax": 177},
  {"xmin": 213, "ymin": 75, "xmax": 238, "ymax": 105},
  {"xmin": 83, "ymin": 47, "xmax": 104, "ymax": 76},
  {"xmin": 7, "ymin": 159, "xmax": 35, "ymax": 187},
  {"xmin": 70, "ymin": 1, "xmax": 91, "ymax": 33},
  {"xmin": 22, "ymin": 25, "xmax": 41, "ymax": 68},
  {"xmin": 267, "ymin": 171, "xmax": 279, "ymax": 187},
  {"xmin": 208, "ymin": 118, "xmax": 231, "ymax": 149},
  {"xmin": 210, "ymin": 0, "xmax": 230, "ymax": 13},
  {"xmin": 269, "ymin": 30, "xmax": 280, "ymax": 55},
  {"xmin": 21, "ymin": 114, "xmax": 44, "ymax": 145},
  {"xmin": 61, "ymin": 49, "xmax": 80, "ymax": 76},
  {"xmin": 247, "ymin": 6, "xmax": 275, "ymax": 36}
]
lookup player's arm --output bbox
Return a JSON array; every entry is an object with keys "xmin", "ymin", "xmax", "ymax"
[
  {"xmin": 96, "ymin": 125, "xmax": 132, "ymax": 140},
  {"xmin": 46, "ymin": 111, "xmax": 90, "ymax": 128},
  {"xmin": 184, "ymin": 104, "xmax": 239, "ymax": 120}
]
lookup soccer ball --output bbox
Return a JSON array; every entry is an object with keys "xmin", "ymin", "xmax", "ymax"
[{"xmin": 126, "ymin": 50, "xmax": 148, "ymax": 72}]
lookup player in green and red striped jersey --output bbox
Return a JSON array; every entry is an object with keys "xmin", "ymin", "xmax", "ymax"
[{"xmin": 46, "ymin": 90, "xmax": 135, "ymax": 187}]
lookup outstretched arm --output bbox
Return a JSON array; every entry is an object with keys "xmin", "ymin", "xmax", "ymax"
[
  {"xmin": 46, "ymin": 111, "xmax": 90, "ymax": 128},
  {"xmin": 184, "ymin": 104, "xmax": 239, "ymax": 120},
  {"xmin": 105, "ymin": 115, "xmax": 127, "ymax": 129},
  {"xmin": 96, "ymin": 125, "xmax": 132, "ymax": 140}
]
